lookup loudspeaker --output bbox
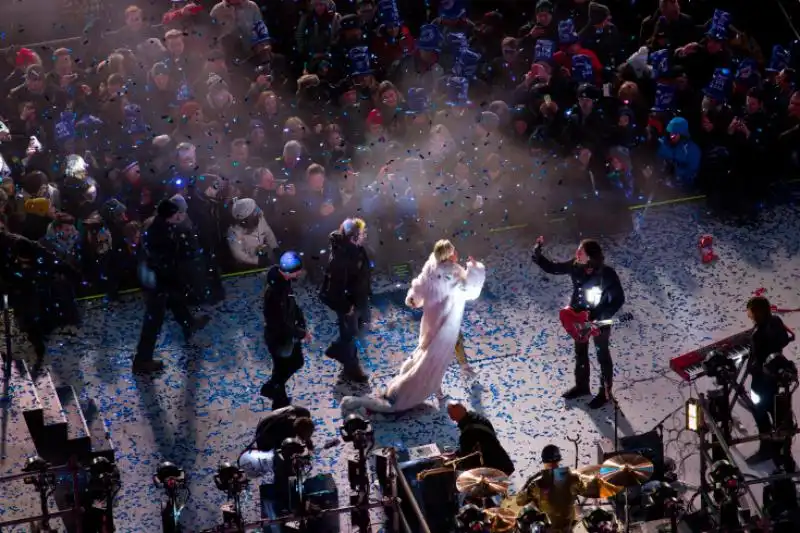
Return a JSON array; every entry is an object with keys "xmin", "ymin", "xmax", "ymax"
[
  {"xmin": 597, "ymin": 430, "xmax": 665, "ymax": 481},
  {"xmin": 397, "ymin": 457, "xmax": 458, "ymax": 533}
]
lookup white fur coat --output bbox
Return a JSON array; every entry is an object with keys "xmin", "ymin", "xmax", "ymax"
[{"xmin": 342, "ymin": 256, "xmax": 486, "ymax": 413}]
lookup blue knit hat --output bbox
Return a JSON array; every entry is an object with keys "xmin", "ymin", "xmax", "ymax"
[
  {"xmin": 453, "ymin": 49, "xmax": 481, "ymax": 79},
  {"xmin": 558, "ymin": 19, "xmax": 578, "ymax": 44},
  {"xmin": 348, "ymin": 46, "xmax": 373, "ymax": 76},
  {"xmin": 417, "ymin": 24, "xmax": 443, "ymax": 52},
  {"xmin": 649, "ymin": 49, "xmax": 670, "ymax": 80},
  {"xmin": 766, "ymin": 45, "xmax": 789, "ymax": 73},
  {"xmin": 706, "ymin": 9, "xmax": 731, "ymax": 41},
  {"xmin": 703, "ymin": 68, "xmax": 731, "ymax": 101},
  {"xmin": 406, "ymin": 87, "xmax": 429, "ymax": 114},
  {"xmin": 651, "ymin": 83, "xmax": 676, "ymax": 112},
  {"xmin": 445, "ymin": 76, "xmax": 469, "ymax": 106},
  {"xmin": 534, "ymin": 40, "xmax": 555, "ymax": 63},
  {"xmin": 251, "ymin": 20, "xmax": 270, "ymax": 47},
  {"xmin": 377, "ymin": 0, "xmax": 401, "ymax": 27},
  {"xmin": 55, "ymin": 111, "xmax": 77, "ymax": 144},
  {"xmin": 279, "ymin": 251, "xmax": 303, "ymax": 274},
  {"xmin": 571, "ymin": 54, "xmax": 594, "ymax": 84},
  {"xmin": 75, "ymin": 115, "xmax": 104, "ymax": 139}
]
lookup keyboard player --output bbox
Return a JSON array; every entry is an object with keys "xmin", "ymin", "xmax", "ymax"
[{"xmin": 745, "ymin": 296, "xmax": 795, "ymax": 466}]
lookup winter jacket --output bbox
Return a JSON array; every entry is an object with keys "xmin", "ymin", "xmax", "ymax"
[
  {"xmin": 142, "ymin": 215, "xmax": 182, "ymax": 290},
  {"xmin": 371, "ymin": 26, "xmax": 416, "ymax": 69},
  {"xmin": 531, "ymin": 249, "xmax": 625, "ymax": 322},
  {"xmin": 263, "ymin": 265, "xmax": 307, "ymax": 350},
  {"xmin": 553, "ymin": 47, "xmax": 603, "ymax": 86},
  {"xmin": 657, "ymin": 117, "xmax": 702, "ymax": 186},
  {"xmin": 457, "ymin": 411, "xmax": 515, "ymax": 475},
  {"xmin": 319, "ymin": 230, "xmax": 372, "ymax": 313},
  {"xmin": 295, "ymin": 10, "xmax": 341, "ymax": 60},
  {"xmin": 227, "ymin": 215, "xmax": 279, "ymax": 266}
]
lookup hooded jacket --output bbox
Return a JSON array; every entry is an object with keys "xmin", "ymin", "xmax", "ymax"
[
  {"xmin": 319, "ymin": 230, "xmax": 372, "ymax": 313},
  {"xmin": 657, "ymin": 117, "xmax": 702, "ymax": 185}
]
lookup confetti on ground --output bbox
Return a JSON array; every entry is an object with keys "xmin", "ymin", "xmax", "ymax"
[{"xmin": 3, "ymin": 203, "xmax": 800, "ymax": 531}]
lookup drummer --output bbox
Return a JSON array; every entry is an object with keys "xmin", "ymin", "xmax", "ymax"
[{"xmin": 516, "ymin": 445, "xmax": 586, "ymax": 532}]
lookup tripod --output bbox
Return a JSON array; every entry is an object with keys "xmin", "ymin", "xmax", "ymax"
[{"xmin": 349, "ymin": 445, "xmax": 371, "ymax": 532}]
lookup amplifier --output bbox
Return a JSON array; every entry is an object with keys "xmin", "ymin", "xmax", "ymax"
[
  {"xmin": 396, "ymin": 455, "xmax": 458, "ymax": 533},
  {"xmin": 597, "ymin": 431, "xmax": 665, "ymax": 481}
]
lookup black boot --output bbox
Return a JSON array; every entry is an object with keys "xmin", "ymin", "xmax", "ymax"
[
  {"xmin": 562, "ymin": 385, "xmax": 591, "ymax": 399},
  {"xmin": 186, "ymin": 314, "xmax": 212, "ymax": 341},
  {"xmin": 588, "ymin": 390, "xmax": 609, "ymax": 409},
  {"xmin": 133, "ymin": 359, "xmax": 165, "ymax": 374},
  {"xmin": 259, "ymin": 381, "xmax": 275, "ymax": 399}
]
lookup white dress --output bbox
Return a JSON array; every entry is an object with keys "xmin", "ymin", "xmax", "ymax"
[{"xmin": 341, "ymin": 256, "xmax": 486, "ymax": 413}]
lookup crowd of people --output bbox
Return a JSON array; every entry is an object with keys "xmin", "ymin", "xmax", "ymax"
[{"xmin": 0, "ymin": 0, "xmax": 799, "ymax": 365}]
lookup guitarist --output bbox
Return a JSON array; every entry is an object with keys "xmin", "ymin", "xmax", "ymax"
[{"xmin": 532, "ymin": 237, "xmax": 625, "ymax": 408}]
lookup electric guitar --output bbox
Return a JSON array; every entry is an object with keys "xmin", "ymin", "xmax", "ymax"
[{"xmin": 559, "ymin": 307, "xmax": 634, "ymax": 343}]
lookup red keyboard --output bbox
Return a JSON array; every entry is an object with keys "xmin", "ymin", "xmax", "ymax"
[{"xmin": 669, "ymin": 330, "xmax": 752, "ymax": 382}]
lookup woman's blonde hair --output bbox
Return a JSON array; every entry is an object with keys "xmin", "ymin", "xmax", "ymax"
[{"xmin": 433, "ymin": 239, "xmax": 455, "ymax": 263}]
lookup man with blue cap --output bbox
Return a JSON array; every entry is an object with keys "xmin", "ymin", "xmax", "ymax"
[{"xmin": 261, "ymin": 251, "xmax": 310, "ymax": 409}]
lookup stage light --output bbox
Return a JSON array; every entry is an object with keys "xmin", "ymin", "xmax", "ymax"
[
  {"xmin": 685, "ymin": 398, "xmax": 702, "ymax": 432},
  {"xmin": 585, "ymin": 286, "xmax": 603, "ymax": 307},
  {"xmin": 750, "ymin": 390, "xmax": 761, "ymax": 405}
]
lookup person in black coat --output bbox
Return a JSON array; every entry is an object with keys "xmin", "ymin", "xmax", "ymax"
[
  {"xmin": 745, "ymin": 296, "xmax": 795, "ymax": 466},
  {"xmin": 260, "ymin": 251, "xmax": 309, "ymax": 409},
  {"xmin": 320, "ymin": 218, "xmax": 372, "ymax": 382},
  {"xmin": 532, "ymin": 237, "xmax": 625, "ymax": 408},
  {"xmin": 254, "ymin": 405, "xmax": 315, "ymax": 452},
  {"xmin": 447, "ymin": 402, "xmax": 515, "ymax": 475},
  {"xmin": 133, "ymin": 199, "xmax": 210, "ymax": 373}
]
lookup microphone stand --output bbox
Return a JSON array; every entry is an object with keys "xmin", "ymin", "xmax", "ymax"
[{"xmin": 606, "ymin": 383, "xmax": 621, "ymax": 451}]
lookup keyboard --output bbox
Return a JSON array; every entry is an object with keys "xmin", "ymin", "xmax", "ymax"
[{"xmin": 669, "ymin": 330, "xmax": 753, "ymax": 382}]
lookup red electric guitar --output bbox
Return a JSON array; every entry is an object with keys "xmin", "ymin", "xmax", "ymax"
[{"xmin": 559, "ymin": 308, "xmax": 634, "ymax": 342}]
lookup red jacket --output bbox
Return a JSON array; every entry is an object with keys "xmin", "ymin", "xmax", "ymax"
[
  {"xmin": 553, "ymin": 46, "xmax": 603, "ymax": 86},
  {"xmin": 372, "ymin": 27, "xmax": 416, "ymax": 68}
]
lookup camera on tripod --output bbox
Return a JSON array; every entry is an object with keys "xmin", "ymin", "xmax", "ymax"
[
  {"xmin": 340, "ymin": 414, "xmax": 375, "ymax": 532},
  {"xmin": 340, "ymin": 414, "xmax": 375, "ymax": 451}
]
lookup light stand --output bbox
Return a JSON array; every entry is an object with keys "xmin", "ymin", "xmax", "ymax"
[
  {"xmin": 154, "ymin": 462, "xmax": 187, "ymax": 533},
  {"xmin": 84, "ymin": 457, "xmax": 121, "ymax": 533},
  {"xmin": 22, "ymin": 456, "xmax": 57, "ymax": 532},
  {"xmin": 341, "ymin": 415, "xmax": 375, "ymax": 533},
  {"xmin": 213, "ymin": 462, "xmax": 248, "ymax": 533}
]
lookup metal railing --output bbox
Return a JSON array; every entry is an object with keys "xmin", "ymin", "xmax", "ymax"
[{"xmin": 0, "ymin": 457, "xmax": 84, "ymax": 532}]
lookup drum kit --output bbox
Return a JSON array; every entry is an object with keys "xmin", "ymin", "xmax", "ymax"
[{"xmin": 438, "ymin": 454, "xmax": 655, "ymax": 532}]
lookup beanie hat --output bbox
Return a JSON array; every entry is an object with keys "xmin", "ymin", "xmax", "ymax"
[
  {"xmin": 541, "ymin": 444, "xmax": 561, "ymax": 463},
  {"xmin": 170, "ymin": 193, "xmax": 188, "ymax": 213},
  {"xmin": 15, "ymin": 48, "xmax": 38, "ymax": 68},
  {"xmin": 232, "ymin": 197, "xmax": 257, "ymax": 220},
  {"xmin": 478, "ymin": 111, "xmax": 500, "ymax": 130},
  {"xmin": 536, "ymin": 0, "xmax": 554, "ymax": 13},
  {"xmin": 157, "ymin": 198, "xmax": 181, "ymax": 218},
  {"xmin": 279, "ymin": 251, "xmax": 303, "ymax": 274},
  {"xmin": 24, "ymin": 197, "xmax": 51, "ymax": 217},
  {"xmin": 366, "ymin": 108, "xmax": 384, "ymax": 127},
  {"xmin": 588, "ymin": 2, "xmax": 611, "ymax": 26},
  {"xmin": 251, "ymin": 20, "xmax": 270, "ymax": 47},
  {"xmin": 417, "ymin": 24, "xmax": 443, "ymax": 52}
]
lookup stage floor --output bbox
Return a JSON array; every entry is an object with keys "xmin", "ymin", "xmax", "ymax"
[{"xmin": 4, "ymin": 203, "xmax": 800, "ymax": 531}]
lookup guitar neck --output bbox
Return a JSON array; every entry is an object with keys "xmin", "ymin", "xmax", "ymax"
[{"xmin": 593, "ymin": 319, "xmax": 616, "ymax": 327}]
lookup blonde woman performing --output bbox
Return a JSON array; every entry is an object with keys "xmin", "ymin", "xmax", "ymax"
[{"xmin": 341, "ymin": 240, "xmax": 486, "ymax": 413}]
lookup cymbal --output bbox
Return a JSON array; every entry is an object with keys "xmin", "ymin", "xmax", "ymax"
[
  {"xmin": 484, "ymin": 507, "xmax": 517, "ymax": 533},
  {"xmin": 580, "ymin": 475, "xmax": 623, "ymax": 499},
  {"xmin": 577, "ymin": 465, "xmax": 602, "ymax": 477},
  {"xmin": 599, "ymin": 454, "xmax": 654, "ymax": 487},
  {"xmin": 456, "ymin": 468, "xmax": 510, "ymax": 496}
]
